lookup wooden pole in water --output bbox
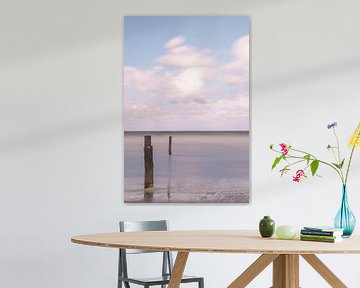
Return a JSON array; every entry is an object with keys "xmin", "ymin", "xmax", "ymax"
[
  {"xmin": 144, "ymin": 135, "xmax": 154, "ymax": 189},
  {"xmin": 168, "ymin": 136, "xmax": 172, "ymax": 155}
]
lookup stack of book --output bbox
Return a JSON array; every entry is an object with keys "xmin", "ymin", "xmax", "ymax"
[{"xmin": 300, "ymin": 226, "xmax": 344, "ymax": 243}]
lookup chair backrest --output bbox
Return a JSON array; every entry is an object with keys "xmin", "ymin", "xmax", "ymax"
[
  {"xmin": 119, "ymin": 220, "xmax": 169, "ymax": 254},
  {"xmin": 118, "ymin": 220, "xmax": 174, "ymax": 283},
  {"xmin": 120, "ymin": 220, "xmax": 168, "ymax": 232}
]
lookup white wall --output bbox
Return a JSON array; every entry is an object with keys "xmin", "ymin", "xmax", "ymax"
[{"xmin": 1, "ymin": 0, "xmax": 360, "ymax": 287}]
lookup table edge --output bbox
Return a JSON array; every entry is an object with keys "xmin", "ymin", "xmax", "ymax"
[{"xmin": 71, "ymin": 236, "xmax": 360, "ymax": 255}]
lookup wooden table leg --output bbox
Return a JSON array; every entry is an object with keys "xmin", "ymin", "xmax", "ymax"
[
  {"xmin": 272, "ymin": 254, "xmax": 299, "ymax": 288},
  {"xmin": 168, "ymin": 252, "xmax": 189, "ymax": 288},
  {"xmin": 301, "ymin": 254, "xmax": 347, "ymax": 288},
  {"xmin": 228, "ymin": 254, "xmax": 279, "ymax": 288}
]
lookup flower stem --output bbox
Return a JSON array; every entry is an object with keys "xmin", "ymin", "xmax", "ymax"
[
  {"xmin": 284, "ymin": 159, "xmax": 306, "ymax": 168},
  {"xmin": 332, "ymin": 128, "xmax": 345, "ymax": 182},
  {"xmin": 345, "ymin": 130, "xmax": 360, "ymax": 185},
  {"xmin": 330, "ymin": 148, "xmax": 338, "ymax": 164},
  {"xmin": 333, "ymin": 128, "xmax": 342, "ymax": 164},
  {"xmin": 282, "ymin": 154, "xmax": 343, "ymax": 182},
  {"xmin": 291, "ymin": 148, "xmax": 317, "ymax": 159},
  {"xmin": 345, "ymin": 146, "xmax": 356, "ymax": 185},
  {"xmin": 271, "ymin": 147, "xmax": 344, "ymax": 184},
  {"xmin": 287, "ymin": 147, "xmax": 344, "ymax": 183}
]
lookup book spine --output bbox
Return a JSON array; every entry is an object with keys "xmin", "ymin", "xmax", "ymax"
[
  {"xmin": 300, "ymin": 237, "xmax": 337, "ymax": 243},
  {"xmin": 300, "ymin": 234, "xmax": 337, "ymax": 240},
  {"xmin": 301, "ymin": 230, "xmax": 336, "ymax": 236}
]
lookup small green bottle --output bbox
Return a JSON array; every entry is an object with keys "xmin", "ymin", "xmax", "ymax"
[{"xmin": 259, "ymin": 216, "xmax": 275, "ymax": 238}]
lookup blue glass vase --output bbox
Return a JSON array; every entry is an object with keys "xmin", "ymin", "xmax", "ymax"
[{"xmin": 334, "ymin": 185, "xmax": 356, "ymax": 237}]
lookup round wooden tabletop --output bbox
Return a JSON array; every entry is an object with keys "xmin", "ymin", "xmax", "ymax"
[{"xmin": 71, "ymin": 230, "xmax": 360, "ymax": 254}]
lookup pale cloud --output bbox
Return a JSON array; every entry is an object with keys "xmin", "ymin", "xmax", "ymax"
[
  {"xmin": 172, "ymin": 68, "xmax": 205, "ymax": 97},
  {"xmin": 222, "ymin": 74, "xmax": 246, "ymax": 85},
  {"xmin": 158, "ymin": 36, "xmax": 215, "ymax": 68},
  {"xmin": 238, "ymin": 96, "xmax": 250, "ymax": 111},
  {"xmin": 225, "ymin": 35, "xmax": 249, "ymax": 71},
  {"xmin": 164, "ymin": 36, "xmax": 185, "ymax": 49},
  {"xmin": 124, "ymin": 35, "xmax": 249, "ymax": 131},
  {"xmin": 217, "ymin": 95, "xmax": 249, "ymax": 117},
  {"xmin": 124, "ymin": 66, "xmax": 169, "ymax": 94},
  {"xmin": 222, "ymin": 35, "xmax": 249, "ymax": 86}
]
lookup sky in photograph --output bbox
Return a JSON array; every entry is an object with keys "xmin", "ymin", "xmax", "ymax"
[{"xmin": 124, "ymin": 16, "xmax": 249, "ymax": 131}]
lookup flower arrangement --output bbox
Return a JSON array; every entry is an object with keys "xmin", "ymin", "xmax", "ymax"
[
  {"xmin": 270, "ymin": 122, "xmax": 360, "ymax": 237},
  {"xmin": 270, "ymin": 122, "xmax": 360, "ymax": 185}
]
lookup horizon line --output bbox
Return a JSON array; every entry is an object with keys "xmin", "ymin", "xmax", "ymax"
[{"xmin": 124, "ymin": 130, "xmax": 249, "ymax": 133}]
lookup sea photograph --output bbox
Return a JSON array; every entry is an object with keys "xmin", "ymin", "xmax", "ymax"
[{"xmin": 124, "ymin": 16, "xmax": 250, "ymax": 203}]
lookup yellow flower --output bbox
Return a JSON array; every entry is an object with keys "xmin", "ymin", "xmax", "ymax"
[{"xmin": 349, "ymin": 122, "xmax": 360, "ymax": 147}]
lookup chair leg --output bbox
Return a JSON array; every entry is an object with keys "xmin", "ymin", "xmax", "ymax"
[
  {"xmin": 198, "ymin": 278, "xmax": 204, "ymax": 288},
  {"xmin": 119, "ymin": 278, "xmax": 130, "ymax": 288}
]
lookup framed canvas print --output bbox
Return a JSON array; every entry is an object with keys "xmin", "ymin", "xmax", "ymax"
[{"xmin": 124, "ymin": 16, "xmax": 250, "ymax": 203}]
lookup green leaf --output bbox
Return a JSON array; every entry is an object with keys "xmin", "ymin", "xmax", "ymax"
[
  {"xmin": 271, "ymin": 156, "xmax": 282, "ymax": 170},
  {"xmin": 304, "ymin": 154, "xmax": 311, "ymax": 164},
  {"xmin": 332, "ymin": 159, "xmax": 345, "ymax": 169},
  {"xmin": 310, "ymin": 160, "xmax": 319, "ymax": 176},
  {"xmin": 270, "ymin": 144, "xmax": 274, "ymax": 149},
  {"xmin": 280, "ymin": 167, "xmax": 290, "ymax": 177},
  {"xmin": 332, "ymin": 163, "xmax": 341, "ymax": 169},
  {"xmin": 339, "ymin": 158, "xmax": 345, "ymax": 169}
]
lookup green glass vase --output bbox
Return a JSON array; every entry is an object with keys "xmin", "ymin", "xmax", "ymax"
[{"xmin": 259, "ymin": 216, "xmax": 275, "ymax": 238}]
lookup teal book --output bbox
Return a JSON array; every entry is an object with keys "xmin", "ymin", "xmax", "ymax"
[
  {"xmin": 300, "ymin": 236, "xmax": 342, "ymax": 243},
  {"xmin": 303, "ymin": 226, "xmax": 343, "ymax": 231},
  {"xmin": 303, "ymin": 226, "xmax": 343, "ymax": 234}
]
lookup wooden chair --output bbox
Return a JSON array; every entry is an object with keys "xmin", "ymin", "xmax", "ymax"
[{"xmin": 118, "ymin": 220, "xmax": 204, "ymax": 288}]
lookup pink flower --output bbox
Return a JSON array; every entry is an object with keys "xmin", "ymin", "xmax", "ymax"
[
  {"xmin": 279, "ymin": 143, "xmax": 289, "ymax": 155},
  {"xmin": 293, "ymin": 170, "xmax": 306, "ymax": 182}
]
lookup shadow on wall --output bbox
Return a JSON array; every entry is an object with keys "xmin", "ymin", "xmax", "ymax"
[
  {"xmin": 256, "ymin": 57, "xmax": 360, "ymax": 92},
  {"xmin": 0, "ymin": 0, "xmax": 292, "ymax": 66},
  {"xmin": 0, "ymin": 113, "xmax": 122, "ymax": 153},
  {"xmin": 0, "ymin": 0, "xmax": 123, "ymax": 65}
]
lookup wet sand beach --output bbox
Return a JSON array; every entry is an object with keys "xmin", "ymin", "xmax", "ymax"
[{"xmin": 124, "ymin": 131, "xmax": 249, "ymax": 203}]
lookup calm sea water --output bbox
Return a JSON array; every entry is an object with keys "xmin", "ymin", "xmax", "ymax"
[{"xmin": 124, "ymin": 131, "xmax": 249, "ymax": 203}]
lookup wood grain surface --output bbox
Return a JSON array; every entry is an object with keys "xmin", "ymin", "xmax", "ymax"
[
  {"xmin": 168, "ymin": 252, "xmax": 189, "ymax": 288},
  {"xmin": 71, "ymin": 230, "xmax": 360, "ymax": 254},
  {"xmin": 301, "ymin": 254, "xmax": 347, "ymax": 287},
  {"xmin": 228, "ymin": 254, "xmax": 279, "ymax": 287}
]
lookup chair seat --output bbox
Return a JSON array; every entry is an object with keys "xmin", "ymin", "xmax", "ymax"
[
  {"xmin": 118, "ymin": 221, "xmax": 204, "ymax": 288},
  {"xmin": 119, "ymin": 274, "xmax": 203, "ymax": 286}
]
